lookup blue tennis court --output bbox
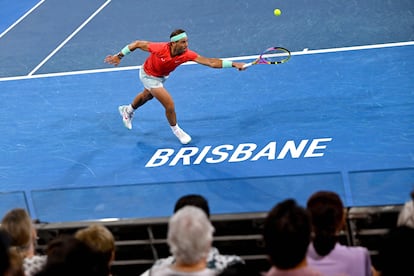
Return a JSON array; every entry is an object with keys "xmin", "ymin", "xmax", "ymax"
[{"xmin": 0, "ymin": 0, "xmax": 413, "ymax": 223}]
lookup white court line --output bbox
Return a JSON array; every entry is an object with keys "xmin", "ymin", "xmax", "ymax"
[
  {"xmin": 0, "ymin": 0, "xmax": 46, "ymax": 39},
  {"xmin": 0, "ymin": 40, "xmax": 413, "ymax": 82},
  {"xmin": 28, "ymin": 0, "xmax": 112, "ymax": 76},
  {"xmin": 292, "ymin": 41, "xmax": 414, "ymax": 56}
]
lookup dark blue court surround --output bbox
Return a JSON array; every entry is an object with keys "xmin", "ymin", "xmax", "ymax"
[
  {"xmin": 1, "ymin": 0, "xmax": 414, "ymax": 76},
  {"xmin": 0, "ymin": 0, "xmax": 413, "ymax": 222}
]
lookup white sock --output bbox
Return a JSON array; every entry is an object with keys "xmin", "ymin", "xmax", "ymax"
[
  {"xmin": 126, "ymin": 104, "xmax": 135, "ymax": 113},
  {"xmin": 170, "ymin": 124, "xmax": 180, "ymax": 132}
]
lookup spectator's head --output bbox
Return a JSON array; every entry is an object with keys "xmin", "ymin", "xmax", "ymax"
[
  {"xmin": 174, "ymin": 194, "xmax": 210, "ymax": 218},
  {"xmin": 377, "ymin": 225, "xmax": 414, "ymax": 276},
  {"xmin": 167, "ymin": 206, "xmax": 214, "ymax": 265},
  {"xmin": 75, "ymin": 224, "xmax": 115, "ymax": 267},
  {"xmin": 306, "ymin": 191, "xmax": 345, "ymax": 256},
  {"xmin": 263, "ymin": 199, "xmax": 311, "ymax": 270},
  {"xmin": 1, "ymin": 208, "xmax": 36, "ymax": 258},
  {"xmin": 397, "ymin": 189, "xmax": 414, "ymax": 228},
  {"xmin": 37, "ymin": 235, "xmax": 108, "ymax": 276}
]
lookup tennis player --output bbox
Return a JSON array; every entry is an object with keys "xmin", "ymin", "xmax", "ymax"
[{"xmin": 104, "ymin": 29, "xmax": 246, "ymax": 144}]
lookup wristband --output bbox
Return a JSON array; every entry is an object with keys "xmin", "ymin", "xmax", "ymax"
[
  {"xmin": 222, "ymin": 60, "xmax": 233, "ymax": 68},
  {"xmin": 121, "ymin": 45, "xmax": 131, "ymax": 56}
]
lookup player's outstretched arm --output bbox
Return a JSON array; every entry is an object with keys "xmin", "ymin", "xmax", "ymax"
[
  {"xmin": 194, "ymin": 55, "xmax": 246, "ymax": 70},
  {"xmin": 104, "ymin": 40, "xmax": 150, "ymax": 66}
]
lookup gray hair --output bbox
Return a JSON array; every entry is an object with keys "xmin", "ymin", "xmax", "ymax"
[{"xmin": 167, "ymin": 206, "xmax": 214, "ymax": 265}]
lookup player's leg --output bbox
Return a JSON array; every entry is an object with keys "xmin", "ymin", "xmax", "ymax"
[
  {"xmin": 118, "ymin": 89, "xmax": 147, "ymax": 130},
  {"xmin": 151, "ymin": 87, "xmax": 191, "ymax": 144},
  {"xmin": 150, "ymin": 87, "xmax": 176, "ymax": 126},
  {"xmin": 131, "ymin": 88, "xmax": 154, "ymax": 109},
  {"xmin": 118, "ymin": 89, "xmax": 153, "ymax": 130},
  {"xmin": 119, "ymin": 68, "xmax": 159, "ymax": 130}
]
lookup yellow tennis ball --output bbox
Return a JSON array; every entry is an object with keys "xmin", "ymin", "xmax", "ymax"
[{"xmin": 274, "ymin": 8, "xmax": 281, "ymax": 16}]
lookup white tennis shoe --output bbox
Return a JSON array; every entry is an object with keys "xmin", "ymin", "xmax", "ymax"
[
  {"xmin": 118, "ymin": 105, "xmax": 133, "ymax": 130},
  {"xmin": 173, "ymin": 127, "xmax": 192, "ymax": 144}
]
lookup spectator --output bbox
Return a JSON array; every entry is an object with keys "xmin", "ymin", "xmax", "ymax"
[
  {"xmin": 0, "ymin": 230, "xmax": 11, "ymax": 276},
  {"xmin": 0, "ymin": 229, "xmax": 25, "ymax": 276},
  {"xmin": 141, "ymin": 194, "xmax": 244, "ymax": 275},
  {"xmin": 1, "ymin": 208, "xmax": 46, "ymax": 276},
  {"xmin": 376, "ymin": 189, "xmax": 414, "ymax": 275},
  {"xmin": 148, "ymin": 206, "xmax": 215, "ymax": 275},
  {"xmin": 34, "ymin": 235, "xmax": 109, "ymax": 276},
  {"xmin": 396, "ymin": 190, "xmax": 414, "ymax": 228},
  {"xmin": 263, "ymin": 199, "xmax": 323, "ymax": 276},
  {"xmin": 75, "ymin": 224, "xmax": 115, "ymax": 275},
  {"xmin": 376, "ymin": 225, "xmax": 414, "ymax": 276},
  {"xmin": 173, "ymin": 194, "xmax": 211, "ymax": 217},
  {"xmin": 306, "ymin": 191, "xmax": 376, "ymax": 276}
]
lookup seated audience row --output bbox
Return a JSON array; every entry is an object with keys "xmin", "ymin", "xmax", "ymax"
[
  {"xmin": 0, "ymin": 208, "xmax": 115, "ymax": 276},
  {"xmin": 1, "ymin": 189, "xmax": 413, "ymax": 275}
]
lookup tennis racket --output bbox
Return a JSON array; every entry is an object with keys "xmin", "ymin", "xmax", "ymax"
[{"xmin": 243, "ymin": 47, "xmax": 291, "ymax": 68}]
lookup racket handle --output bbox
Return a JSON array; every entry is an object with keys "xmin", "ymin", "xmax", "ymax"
[{"xmin": 243, "ymin": 62, "xmax": 253, "ymax": 68}]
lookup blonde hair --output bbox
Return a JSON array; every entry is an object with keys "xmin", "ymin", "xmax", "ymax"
[
  {"xmin": 8, "ymin": 247, "xmax": 25, "ymax": 276},
  {"xmin": 1, "ymin": 208, "xmax": 35, "ymax": 256},
  {"xmin": 75, "ymin": 224, "xmax": 115, "ymax": 264}
]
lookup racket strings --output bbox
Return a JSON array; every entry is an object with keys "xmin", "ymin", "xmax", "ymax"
[{"xmin": 262, "ymin": 48, "xmax": 290, "ymax": 64}]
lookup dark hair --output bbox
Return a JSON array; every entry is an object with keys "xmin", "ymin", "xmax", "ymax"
[
  {"xmin": 170, "ymin": 29, "xmax": 186, "ymax": 39},
  {"xmin": 0, "ymin": 230, "xmax": 11, "ymax": 275},
  {"xmin": 174, "ymin": 194, "xmax": 210, "ymax": 218},
  {"xmin": 218, "ymin": 262, "xmax": 261, "ymax": 276},
  {"xmin": 377, "ymin": 226, "xmax": 414, "ymax": 275},
  {"xmin": 306, "ymin": 191, "xmax": 344, "ymax": 256},
  {"xmin": 263, "ymin": 199, "xmax": 311, "ymax": 269},
  {"xmin": 35, "ymin": 235, "xmax": 108, "ymax": 276}
]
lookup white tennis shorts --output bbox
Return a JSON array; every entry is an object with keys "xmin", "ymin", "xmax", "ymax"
[{"xmin": 139, "ymin": 68, "xmax": 168, "ymax": 89}]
